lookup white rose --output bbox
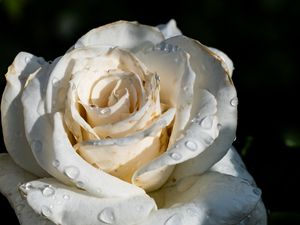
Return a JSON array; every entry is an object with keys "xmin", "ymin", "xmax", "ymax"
[{"xmin": 0, "ymin": 20, "xmax": 266, "ymax": 225}]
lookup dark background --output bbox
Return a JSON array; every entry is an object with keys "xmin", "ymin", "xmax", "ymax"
[{"xmin": 0, "ymin": 0, "xmax": 299, "ymax": 224}]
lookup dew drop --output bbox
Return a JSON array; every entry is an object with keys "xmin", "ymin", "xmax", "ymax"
[
  {"xmin": 25, "ymin": 57, "xmax": 30, "ymax": 63},
  {"xmin": 199, "ymin": 116, "xmax": 213, "ymax": 129},
  {"xmin": 25, "ymin": 182, "xmax": 33, "ymax": 190},
  {"xmin": 64, "ymin": 166, "xmax": 80, "ymax": 179},
  {"xmin": 42, "ymin": 186, "xmax": 55, "ymax": 197},
  {"xmin": 76, "ymin": 181, "xmax": 85, "ymax": 189},
  {"xmin": 100, "ymin": 108, "xmax": 111, "ymax": 115},
  {"xmin": 52, "ymin": 159, "xmax": 60, "ymax": 168},
  {"xmin": 52, "ymin": 78, "xmax": 59, "ymax": 86},
  {"xmin": 96, "ymin": 188, "xmax": 102, "ymax": 194},
  {"xmin": 230, "ymin": 97, "xmax": 238, "ymax": 107},
  {"xmin": 185, "ymin": 140, "xmax": 197, "ymax": 151},
  {"xmin": 16, "ymin": 204, "xmax": 25, "ymax": 212},
  {"xmin": 186, "ymin": 208, "xmax": 198, "ymax": 217},
  {"xmin": 159, "ymin": 42, "xmax": 166, "ymax": 51},
  {"xmin": 136, "ymin": 205, "xmax": 143, "ymax": 212},
  {"xmin": 97, "ymin": 207, "xmax": 115, "ymax": 224},
  {"xmin": 164, "ymin": 214, "xmax": 182, "ymax": 225},
  {"xmin": 63, "ymin": 194, "xmax": 70, "ymax": 200},
  {"xmin": 41, "ymin": 206, "xmax": 52, "ymax": 217},
  {"xmin": 169, "ymin": 152, "xmax": 182, "ymax": 160},
  {"xmin": 253, "ymin": 188, "xmax": 261, "ymax": 195},
  {"xmin": 31, "ymin": 140, "xmax": 42, "ymax": 153},
  {"xmin": 217, "ymin": 123, "xmax": 222, "ymax": 130}
]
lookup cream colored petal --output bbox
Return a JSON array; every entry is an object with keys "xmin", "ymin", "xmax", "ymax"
[
  {"xmin": 137, "ymin": 41, "xmax": 197, "ymax": 145},
  {"xmin": 21, "ymin": 59, "xmax": 144, "ymax": 197},
  {"xmin": 133, "ymin": 89, "xmax": 219, "ymax": 191},
  {"xmin": 164, "ymin": 36, "xmax": 237, "ymax": 179},
  {"xmin": 79, "ymin": 108, "xmax": 175, "ymax": 183},
  {"xmin": 157, "ymin": 19, "xmax": 182, "ymax": 39},
  {"xmin": 75, "ymin": 20, "xmax": 164, "ymax": 51},
  {"xmin": 142, "ymin": 172, "xmax": 261, "ymax": 225},
  {"xmin": 208, "ymin": 47, "xmax": 234, "ymax": 78},
  {"xmin": 1, "ymin": 52, "xmax": 49, "ymax": 177},
  {"xmin": 19, "ymin": 178, "xmax": 156, "ymax": 225},
  {"xmin": 0, "ymin": 154, "xmax": 54, "ymax": 225},
  {"xmin": 83, "ymin": 90, "xmax": 130, "ymax": 127}
]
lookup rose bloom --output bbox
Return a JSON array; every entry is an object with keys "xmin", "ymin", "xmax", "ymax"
[{"xmin": 0, "ymin": 20, "xmax": 266, "ymax": 225}]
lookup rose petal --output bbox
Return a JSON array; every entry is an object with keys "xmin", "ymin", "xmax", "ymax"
[
  {"xmin": 79, "ymin": 108, "xmax": 175, "ymax": 182},
  {"xmin": 1, "ymin": 52, "xmax": 50, "ymax": 177},
  {"xmin": 208, "ymin": 47, "xmax": 234, "ymax": 77},
  {"xmin": 133, "ymin": 89, "xmax": 219, "ymax": 191},
  {"xmin": 21, "ymin": 59, "xmax": 144, "ymax": 197},
  {"xmin": 19, "ymin": 178, "xmax": 156, "ymax": 225},
  {"xmin": 164, "ymin": 36, "xmax": 237, "ymax": 178},
  {"xmin": 0, "ymin": 154, "xmax": 54, "ymax": 225},
  {"xmin": 142, "ymin": 172, "xmax": 261, "ymax": 225},
  {"xmin": 137, "ymin": 42, "xmax": 196, "ymax": 145},
  {"xmin": 157, "ymin": 19, "xmax": 182, "ymax": 39},
  {"xmin": 75, "ymin": 21, "xmax": 164, "ymax": 51}
]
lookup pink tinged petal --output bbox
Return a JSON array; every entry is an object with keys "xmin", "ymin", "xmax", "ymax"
[
  {"xmin": 0, "ymin": 154, "xmax": 54, "ymax": 225},
  {"xmin": 75, "ymin": 20, "xmax": 164, "ymax": 51},
  {"xmin": 165, "ymin": 36, "xmax": 237, "ymax": 179},
  {"xmin": 19, "ymin": 178, "xmax": 156, "ymax": 225},
  {"xmin": 143, "ymin": 172, "xmax": 261, "ymax": 225},
  {"xmin": 1, "ymin": 52, "xmax": 48, "ymax": 177},
  {"xmin": 156, "ymin": 19, "xmax": 182, "ymax": 39}
]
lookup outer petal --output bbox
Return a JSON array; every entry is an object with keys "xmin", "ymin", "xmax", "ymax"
[
  {"xmin": 208, "ymin": 47, "xmax": 234, "ymax": 77},
  {"xmin": 21, "ymin": 54, "xmax": 145, "ymax": 197},
  {"xmin": 165, "ymin": 36, "xmax": 237, "ymax": 180},
  {"xmin": 1, "ymin": 52, "xmax": 48, "ymax": 177},
  {"xmin": 75, "ymin": 21, "xmax": 164, "ymax": 51},
  {"xmin": 142, "ymin": 172, "xmax": 261, "ymax": 225},
  {"xmin": 19, "ymin": 178, "xmax": 156, "ymax": 225},
  {"xmin": 157, "ymin": 19, "xmax": 182, "ymax": 39},
  {"xmin": 0, "ymin": 153, "xmax": 54, "ymax": 225}
]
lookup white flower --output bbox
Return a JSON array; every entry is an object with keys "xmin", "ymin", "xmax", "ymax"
[{"xmin": 0, "ymin": 20, "xmax": 266, "ymax": 225}]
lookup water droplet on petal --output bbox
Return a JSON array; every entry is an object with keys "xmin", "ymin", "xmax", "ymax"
[
  {"xmin": 217, "ymin": 123, "xmax": 222, "ymax": 130},
  {"xmin": 199, "ymin": 116, "xmax": 213, "ymax": 129},
  {"xmin": 25, "ymin": 57, "xmax": 30, "ymax": 63},
  {"xmin": 41, "ymin": 206, "xmax": 52, "ymax": 217},
  {"xmin": 169, "ymin": 152, "xmax": 182, "ymax": 160},
  {"xmin": 136, "ymin": 205, "xmax": 143, "ymax": 212},
  {"xmin": 63, "ymin": 194, "xmax": 70, "ymax": 200},
  {"xmin": 186, "ymin": 208, "xmax": 198, "ymax": 217},
  {"xmin": 16, "ymin": 204, "xmax": 25, "ymax": 212},
  {"xmin": 100, "ymin": 108, "xmax": 111, "ymax": 115},
  {"xmin": 253, "ymin": 188, "xmax": 261, "ymax": 195},
  {"xmin": 25, "ymin": 183, "xmax": 33, "ymax": 190},
  {"xmin": 52, "ymin": 78, "xmax": 59, "ymax": 86},
  {"xmin": 31, "ymin": 140, "xmax": 42, "ymax": 153},
  {"xmin": 96, "ymin": 188, "xmax": 102, "ymax": 194},
  {"xmin": 98, "ymin": 208, "xmax": 115, "ymax": 224},
  {"xmin": 185, "ymin": 140, "xmax": 197, "ymax": 151},
  {"xmin": 230, "ymin": 97, "xmax": 238, "ymax": 107},
  {"xmin": 52, "ymin": 159, "xmax": 60, "ymax": 168},
  {"xmin": 64, "ymin": 166, "xmax": 80, "ymax": 179},
  {"xmin": 76, "ymin": 181, "xmax": 85, "ymax": 189},
  {"xmin": 164, "ymin": 214, "xmax": 182, "ymax": 225},
  {"xmin": 42, "ymin": 186, "xmax": 55, "ymax": 197}
]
